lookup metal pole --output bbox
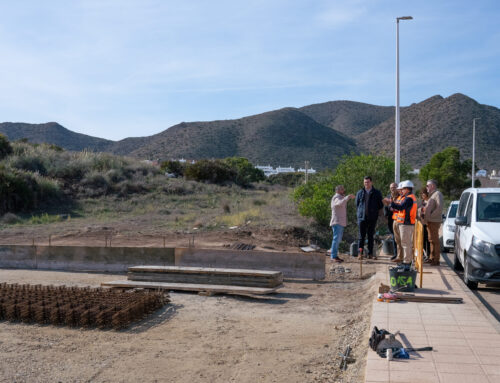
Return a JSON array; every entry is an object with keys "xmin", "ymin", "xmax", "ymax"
[
  {"xmin": 395, "ymin": 16, "xmax": 412, "ymax": 183},
  {"xmin": 472, "ymin": 118, "xmax": 480, "ymax": 187},
  {"xmin": 395, "ymin": 19, "xmax": 400, "ymax": 183}
]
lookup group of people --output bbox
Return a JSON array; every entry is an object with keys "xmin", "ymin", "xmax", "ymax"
[{"xmin": 329, "ymin": 176, "xmax": 443, "ymax": 267}]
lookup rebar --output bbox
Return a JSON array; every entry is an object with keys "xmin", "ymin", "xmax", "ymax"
[{"xmin": 0, "ymin": 283, "xmax": 169, "ymax": 330}]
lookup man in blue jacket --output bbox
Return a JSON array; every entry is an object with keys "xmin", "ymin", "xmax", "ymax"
[{"xmin": 356, "ymin": 176, "xmax": 384, "ymax": 258}]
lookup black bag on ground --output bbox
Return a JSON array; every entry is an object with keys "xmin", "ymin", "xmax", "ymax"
[{"xmin": 369, "ymin": 326, "xmax": 390, "ymax": 351}]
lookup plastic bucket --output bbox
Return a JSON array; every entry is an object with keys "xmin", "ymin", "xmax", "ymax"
[
  {"xmin": 389, "ymin": 267, "xmax": 416, "ymax": 292},
  {"xmin": 350, "ymin": 242, "xmax": 358, "ymax": 257},
  {"xmin": 382, "ymin": 239, "xmax": 394, "ymax": 255}
]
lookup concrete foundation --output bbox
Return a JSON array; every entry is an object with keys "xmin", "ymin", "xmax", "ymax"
[{"xmin": 0, "ymin": 245, "xmax": 324, "ymax": 279}]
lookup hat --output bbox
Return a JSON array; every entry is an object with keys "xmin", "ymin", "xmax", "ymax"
[{"xmin": 399, "ymin": 180, "xmax": 414, "ymax": 189}]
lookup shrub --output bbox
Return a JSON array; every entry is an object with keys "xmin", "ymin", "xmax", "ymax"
[
  {"xmin": 160, "ymin": 160, "xmax": 186, "ymax": 177},
  {"xmin": 0, "ymin": 167, "xmax": 36, "ymax": 213},
  {"xmin": 267, "ymin": 172, "xmax": 304, "ymax": 187},
  {"xmin": 222, "ymin": 157, "xmax": 265, "ymax": 186},
  {"xmin": 184, "ymin": 159, "xmax": 236, "ymax": 185},
  {"xmin": 29, "ymin": 213, "xmax": 61, "ymax": 225},
  {"xmin": 105, "ymin": 169, "xmax": 125, "ymax": 183},
  {"xmin": 1, "ymin": 212, "xmax": 21, "ymax": 224},
  {"xmin": 0, "ymin": 134, "xmax": 13, "ymax": 160},
  {"xmin": 9, "ymin": 155, "xmax": 47, "ymax": 175}
]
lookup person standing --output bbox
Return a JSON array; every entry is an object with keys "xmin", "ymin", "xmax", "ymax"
[
  {"xmin": 384, "ymin": 182, "xmax": 400, "ymax": 260},
  {"xmin": 418, "ymin": 187, "xmax": 431, "ymax": 261},
  {"xmin": 356, "ymin": 176, "xmax": 383, "ymax": 259},
  {"xmin": 384, "ymin": 180, "xmax": 417, "ymax": 269},
  {"xmin": 329, "ymin": 185, "xmax": 355, "ymax": 263},
  {"xmin": 423, "ymin": 179, "xmax": 444, "ymax": 266}
]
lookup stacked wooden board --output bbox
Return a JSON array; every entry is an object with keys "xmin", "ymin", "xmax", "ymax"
[{"xmin": 102, "ymin": 266, "xmax": 283, "ymax": 296}]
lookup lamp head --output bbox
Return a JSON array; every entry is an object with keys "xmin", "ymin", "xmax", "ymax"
[{"xmin": 397, "ymin": 16, "xmax": 413, "ymax": 21}]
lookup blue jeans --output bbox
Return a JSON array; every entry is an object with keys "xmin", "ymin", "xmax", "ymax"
[{"xmin": 330, "ymin": 224, "xmax": 345, "ymax": 259}]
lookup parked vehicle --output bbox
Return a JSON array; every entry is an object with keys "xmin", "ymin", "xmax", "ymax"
[
  {"xmin": 454, "ymin": 188, "xmax": 500, "ymax": 289},
  {"xmin": 442, "ymin": 201, "xmax": 459, "ymax": 252}
]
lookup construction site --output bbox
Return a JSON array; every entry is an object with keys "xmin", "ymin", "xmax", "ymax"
[{"xmin": 0, "ymin": 235, "xmax": 377, "ymax": 383}]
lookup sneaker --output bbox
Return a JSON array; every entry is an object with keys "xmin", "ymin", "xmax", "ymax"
[
  {"xmin": 332, "ymin": 257, "xmax": 344, "ymax": 263},
  {"xmin": 390, "ymin": 255, "xmax": 398, "ymax": 260}
]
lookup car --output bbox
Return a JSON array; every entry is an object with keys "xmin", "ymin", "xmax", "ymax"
[
  {"xmin": 454, "ymin": 188, "xmax": 500, "ymax": 289},
  {"xmin": 442, "ymin": 201, "xmax": 459, "ymax": 252}
]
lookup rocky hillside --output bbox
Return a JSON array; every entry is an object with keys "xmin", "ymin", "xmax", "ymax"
[
  {"xmin": 356, "ymin": 93, "xmax": 500, "ymax": 168},
  {"xmin": 299, "ymin": 100, "xmax": 394, "ymax": 137},
  {"xmin": 2, "ymin": 93, "xmax": 499, "ymax": 169},
  {"xmin": 0, "ymin": 122, "xmax": 112, "ymax": 152},
  {"xmin": 108, "ymin": 108, "xmax": 357, "ymax": 169}
]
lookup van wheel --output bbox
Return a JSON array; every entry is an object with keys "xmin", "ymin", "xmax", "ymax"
[
  {"xmin": 464, "ymin": 256, "xmax": 478, "ymax": 290},
  {"xmin": 453, "ymin": 252, "xmax": 463, "ymax": 271}
]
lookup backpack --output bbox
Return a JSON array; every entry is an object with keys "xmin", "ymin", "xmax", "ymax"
[{"xmin": 369, "ymin": 326, "xmax": 390, "ymax": 351}]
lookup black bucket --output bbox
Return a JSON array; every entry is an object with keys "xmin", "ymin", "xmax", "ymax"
[
  {"xmin": 389, "ymin": 267, "xmax": 416, "ymax": 292},
  {"xmin": 350, "ymin": 242, "xmax": 358, "ymax": 257},
  {"xmin": 382, "ymin": 239, "xmax": 394, "ymax": 255}
]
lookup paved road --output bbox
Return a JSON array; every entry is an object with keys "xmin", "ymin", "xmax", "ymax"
[{"xmin": 442, "ymin": 251, "xmax": 500, "ymax": 322}]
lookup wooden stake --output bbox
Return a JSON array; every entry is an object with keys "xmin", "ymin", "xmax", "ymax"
[
  {"xmin": 49, "ymin": 235, "xmax": 51, "ymax": 246},
  {"xmin": 359, "ymin": 249, "xmax": 363, "ymax": 278},
  {"xmin": 163, "ymin": 236, "xmax": 166, "ymax": 248}
]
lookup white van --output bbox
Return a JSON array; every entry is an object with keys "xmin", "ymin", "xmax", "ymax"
[
  {"xmin": 454, "ymin": 188, "xmax": 500, "ymax": 289},
  {"xmin": 442, "ymin": 200, "xmax": 459, "ymax": 252}
]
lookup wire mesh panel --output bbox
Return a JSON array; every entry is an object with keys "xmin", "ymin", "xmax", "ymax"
[{"xmin": 0, "ymin": 283, "xmax": 170, "ymax": 330}]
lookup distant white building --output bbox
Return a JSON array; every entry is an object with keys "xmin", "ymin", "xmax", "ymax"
[
  {"xmin": 476, "ymin": 169, "xmax": 487, "ymax": 177},
  {"xmin": 297, "ymin": 167, "xmax": 317, "ymax": 174},
  {"xmin": 256, "ymin": 164, "xmax": 316, "ymax": 177},
  {"xmin": 276, "ymin": 166, "xmax": 295, "ymax": 173}
]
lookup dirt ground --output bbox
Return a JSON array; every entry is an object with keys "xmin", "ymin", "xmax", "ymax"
[{"xmin": 0, "ymin": 256, "xmax": 376, "ymax": 383}]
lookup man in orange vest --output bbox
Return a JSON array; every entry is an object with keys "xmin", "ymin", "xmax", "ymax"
[{"xmin": 383, "ymin": 180, "xmax": 417, "ymax": 269}]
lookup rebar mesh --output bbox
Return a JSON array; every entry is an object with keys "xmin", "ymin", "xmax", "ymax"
[{"xmin": 0, "ymin": 283, "xmax": 170, "ymax": 330}]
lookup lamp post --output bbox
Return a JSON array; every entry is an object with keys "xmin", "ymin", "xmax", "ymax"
[
  {"xmin": 395, "ymin": 16, "xmax": 413, "ymax": 183},
  {"xmin": 472, "ymin": 118, "xmax": 480, "ymax": 187}
]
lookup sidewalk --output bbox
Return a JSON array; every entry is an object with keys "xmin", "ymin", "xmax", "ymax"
[{"xmin": 364, "ymin": 253, "xmax": 500, "ymax": 383}]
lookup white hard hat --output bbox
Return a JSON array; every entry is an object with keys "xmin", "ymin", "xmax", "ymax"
[
  {"xmin": 399, "ymin": 180, "xmax": 414, "ymax": 189},
  {"xmin": 397, "ymin": 182, "xmax": 403, "ymax": 189}
]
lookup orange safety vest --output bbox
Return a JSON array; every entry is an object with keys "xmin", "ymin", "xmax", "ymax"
[
  {"xmin": 392, "ymin": 195, "xmax": 402, "ymax": 220},
  {"xmin": 395, "ymin": 194, "xmax": 417, "ymax": 225}
]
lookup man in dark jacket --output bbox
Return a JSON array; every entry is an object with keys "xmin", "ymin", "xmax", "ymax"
[{"xmin": 356, "ymin": 176, "xmax": 384, "ymax": 258}]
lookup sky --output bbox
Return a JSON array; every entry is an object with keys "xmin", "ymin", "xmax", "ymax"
[{"xmin": 0, "ymin": 0, "xmax": 499, "ymax": 141}]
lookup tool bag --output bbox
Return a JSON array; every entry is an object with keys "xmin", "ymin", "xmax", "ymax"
[{"xmin": 369, "ymin": 326, "xmax": 390, "ymax": 351}]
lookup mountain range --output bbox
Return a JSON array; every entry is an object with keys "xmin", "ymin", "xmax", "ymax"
[{"xmin": 1, "ymin": 93, "xmax": 499, "ymax": 170}]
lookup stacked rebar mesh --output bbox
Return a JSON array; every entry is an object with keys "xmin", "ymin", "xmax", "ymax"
[{"xmin": 0, "ymin": 283, "xmax": 170, "ymax": 330}]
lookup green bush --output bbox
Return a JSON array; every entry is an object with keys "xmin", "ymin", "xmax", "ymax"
[
  {"xmin": 222, "ymin": 157, "xmax": 265, "ymax": 186},
  {"xmin": 10, "ymin": 155, "xmax": 47, "ymax": 175},
  {"xmin": 267, "ymin": 172, "xmax": 304, "ymax": 187},
  {"xmin": 293, "ymin": 154, "xmax": 411, "ymax": 227},
  {"xmin": 419, "ymin": 147, "xmax": 471, "ymax": 199},
  {"xmin": 184, "ymin": 159, "xmax": 236, "ymax": 185},
  {"xmin": 160, "ymin": 160, "xmax": 186, "ymax": 177},
  {"xmin": 0, "ymin": 134, "xmax": 13, "ymax": 160},
  {"xmin": 0, "ymin": 167, "xmax": 36, "ymax": 213}
]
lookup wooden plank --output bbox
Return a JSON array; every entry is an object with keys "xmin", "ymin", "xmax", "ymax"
[
  {"xmin": 128, "ymin": 265, "xmax": 281, "ymax": 277},
  {"xmin": 127, "ymin": 272, "xmax": 281, "ymax": 287},
  {"xmin": 101, "ymin": 280, "xmax": 282, "ymax": 295},
  {"xmin": 396, "ymin": 293, "xmax": 463, "ymax": 303}
]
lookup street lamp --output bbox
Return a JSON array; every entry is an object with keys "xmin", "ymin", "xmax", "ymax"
[
  {"xmin": 395, "ymin": 16, "xmax": 413, "ymax": 183},
  {"xmin": 472, "ymin": 118, "xmax": 480, "ymax": 187}
]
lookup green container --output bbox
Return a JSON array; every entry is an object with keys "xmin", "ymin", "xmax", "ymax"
[{"xmin": 389, "ymin": 267, "xmax": 416, "ymax": 292}]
